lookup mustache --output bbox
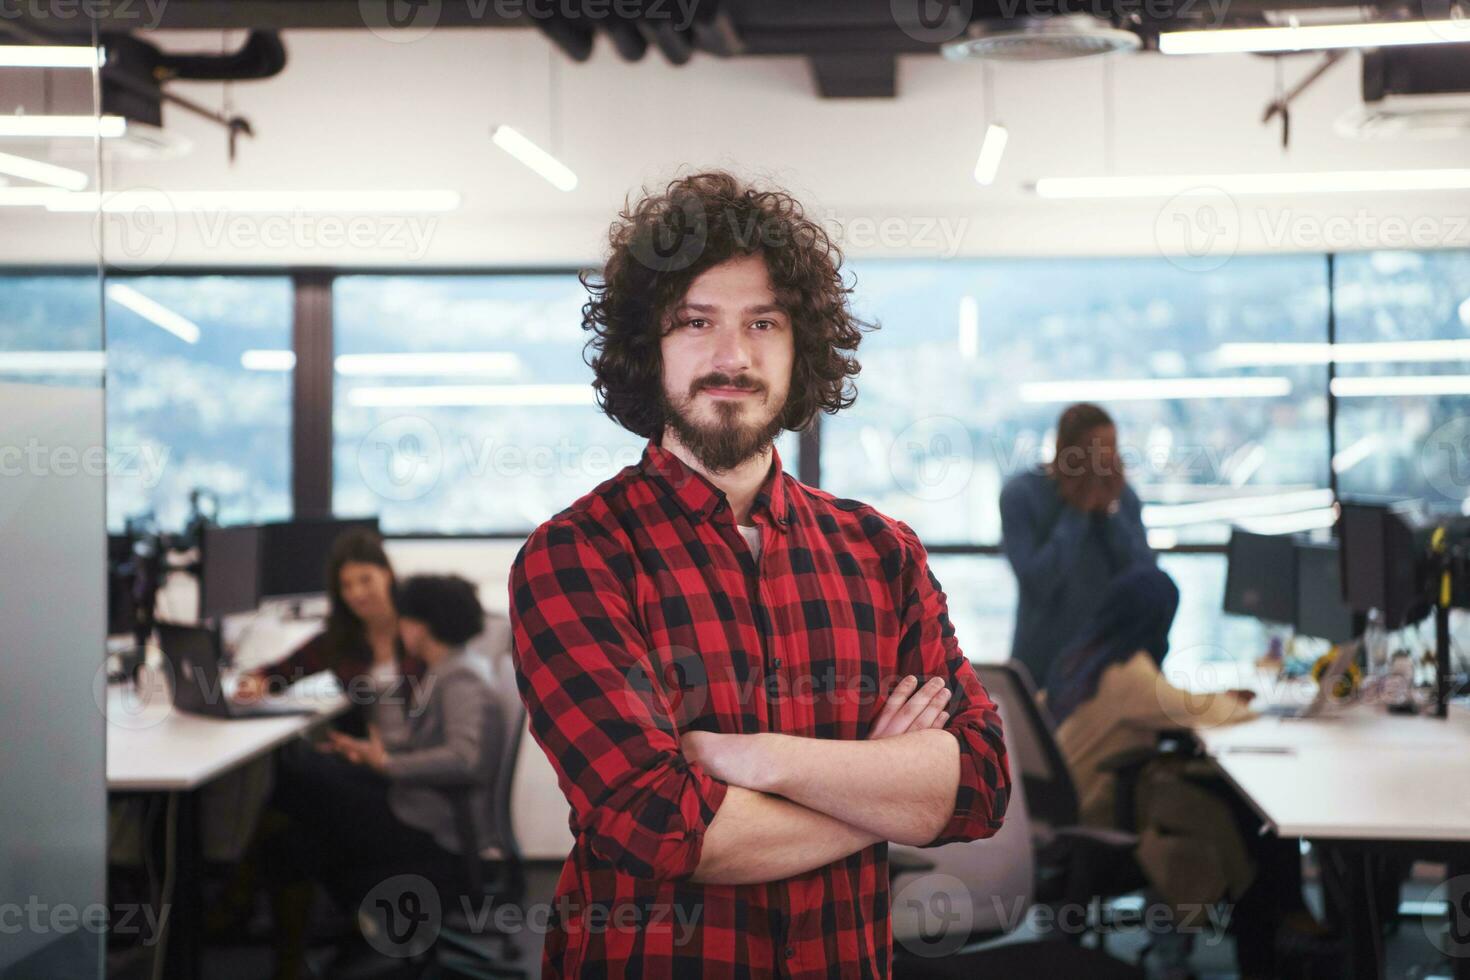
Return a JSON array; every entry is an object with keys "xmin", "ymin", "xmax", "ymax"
[{"xmin": 692, "ymin": 373, "xmax": 765, "ymax": 396}]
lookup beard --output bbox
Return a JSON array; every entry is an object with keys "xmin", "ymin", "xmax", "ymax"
[{"xmin": 662, "ymin": 372, "xmax": 788, "ymax": 473}]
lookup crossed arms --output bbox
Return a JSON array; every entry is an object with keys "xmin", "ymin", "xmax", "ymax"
[{"xmin": 509, "ymin": 521, "xmax": 1011, "ymax": 888}]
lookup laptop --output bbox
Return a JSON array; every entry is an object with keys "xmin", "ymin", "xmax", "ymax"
[
  {"xmin": 156, "ymin": 622, "xmax": 318, "ymax": 720},
  {"xmin": 1260, "ymin": 637, "xmax": 1361, "ymax": 720}
]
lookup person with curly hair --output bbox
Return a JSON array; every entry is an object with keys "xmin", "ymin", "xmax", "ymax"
[{"xmin": 509, "ymin": 170, "xmax": 1011, "ymax": 977}]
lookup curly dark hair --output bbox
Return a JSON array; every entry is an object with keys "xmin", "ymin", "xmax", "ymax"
[
  {"xmin": 395, "ymin": 574, "xmax": 485, "ymax": 647},
  {"xmin": 581, "ymin": 170, "xmax": 873, "ymax": 438}
]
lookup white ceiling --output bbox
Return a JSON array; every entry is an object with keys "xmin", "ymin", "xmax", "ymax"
[{"xmin": 6, "ymin": 26, "xmax": 1470, "ymax": 266}]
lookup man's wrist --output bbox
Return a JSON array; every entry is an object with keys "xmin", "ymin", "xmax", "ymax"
[{"xmin": 745, "ymin": 732, "xmax": 788, "ymax": 795}]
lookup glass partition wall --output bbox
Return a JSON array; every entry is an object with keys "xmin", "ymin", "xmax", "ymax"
[{"xmin": 0, "ymin": 25, "xmax": 108, "ymax": 980}]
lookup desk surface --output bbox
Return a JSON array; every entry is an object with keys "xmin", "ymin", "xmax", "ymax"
[
  {"xmin": 1196, "ymin": 699, "xmax": 1470, "ymax": 842},
  {"xmin": 105, "ymin": 679, "xmax": 346, "ymax": 792}
]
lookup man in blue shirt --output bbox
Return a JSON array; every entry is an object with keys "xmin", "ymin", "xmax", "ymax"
[{"xmin": 1000, "ymin": 403, "xmax": 1156, "ymax": 685}]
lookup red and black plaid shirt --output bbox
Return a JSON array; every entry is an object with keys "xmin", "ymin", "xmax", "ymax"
[{"xmin": 509, "ymin": 438, "xmax": 1010, "ymax": 978}]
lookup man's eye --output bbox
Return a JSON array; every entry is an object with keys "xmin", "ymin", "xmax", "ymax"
[
  {"xmin": 751, "ymin": 320, "xmax": 775, "ymax": 331},
  {"xmin": 684, "ymin": 318, "xmax": 708, "ymax": 329}
]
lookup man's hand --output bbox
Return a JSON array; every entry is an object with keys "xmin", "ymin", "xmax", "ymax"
[
  {"xmin": 869, "ymin": 675, "xmax": 951, "ymax": 739},
  {"xmin": 679, "ymin": 674, "xmax": 952, "ymax": 789}
]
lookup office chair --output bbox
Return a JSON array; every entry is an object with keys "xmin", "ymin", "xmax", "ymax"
[
  {"xmin": 975, "ymin": 661, "xmax": 1181, "ymax": 952},
  {"xmin": 419, "ymin": 653, "xmax": 530, "ymax": 980},
  {"xmin": 890, "ymin": 660, "xmax": 1146, "ymax": 978}
]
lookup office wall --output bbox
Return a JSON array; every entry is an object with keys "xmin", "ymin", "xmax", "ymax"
[{"xmin": 0, "ymin": 385, "xmax": 107, "ymax": 976}]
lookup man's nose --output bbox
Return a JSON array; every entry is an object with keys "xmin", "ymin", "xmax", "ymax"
[{"xmin": 710, "ymin": 326, "xmax": 752, "ymax": 373}]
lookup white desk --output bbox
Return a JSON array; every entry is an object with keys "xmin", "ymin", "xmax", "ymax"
[
  {"xmin": 104, "ymin": 675, "xmax": 346, "ymax": 980},
  {"xmin": 1195, "ymin": 700, "xmax": 1470, "ymax": 841},
  {"xmin": 1189, "ymin": 693, "xmax": 1470, "ymax": 979},
  {"xmin": 105, "ymin": 682, "xmax": 348, "ymax": 792}
]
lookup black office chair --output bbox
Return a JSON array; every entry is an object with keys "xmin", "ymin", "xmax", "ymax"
[{"xmin": 974, "ymin": 661, "xmax": 1190, "ymax": 951}]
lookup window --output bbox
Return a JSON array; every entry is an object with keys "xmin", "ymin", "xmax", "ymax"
[
  {"xmin": 103, "ymin": 275, "xmax": 293, "ymax": 531},
  {"xmin": 821, "ymin": 256, "xmax": 1332, "ymax": 545},
  {"xmin": 0, "ymin": 275, "xmax": 102, "ymax": 388},
  {"xmin": 1333, "ymin": 250, "xmax": 1470, "ymax": 511},
  {"xmin": 335, "ymin": 275, "xmax": 811, "ymax": 534}
]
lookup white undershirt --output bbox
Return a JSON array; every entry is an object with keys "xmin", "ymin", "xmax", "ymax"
[{"xmin": 737, "ymin": 523, "xmax": 763, "ymax": 562}]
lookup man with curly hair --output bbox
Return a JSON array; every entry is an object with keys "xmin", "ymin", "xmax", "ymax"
[{"xmin": 508, "ymin": 171, "xmax": 1011, "ymax": 978}]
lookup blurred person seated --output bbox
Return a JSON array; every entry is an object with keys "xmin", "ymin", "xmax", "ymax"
[
  {"xmin": 1001, "ymin": 402, "xmax": 1155, "ymax": 685},
  {"xmin": 264, "ymin": 573, "xmax": 503, "ymax": 979},
  {"xmin": 236, "ymin": 527, "xmax": 425, "ymax": 736},
  {"xmin": 1045, "ymin": 565, "xmax": 1322, "ymax": 980}
]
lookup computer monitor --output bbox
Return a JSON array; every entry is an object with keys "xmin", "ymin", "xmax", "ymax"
[
  {"xmin": 1293, "ymin": 540, "xmax": 1357, "ymax": 643},
  {"xmin": 1223, "ymin": 528, "xmax": 1297, "ymax": 625},
  {"xmin": 199, "ymin": 524, "xmax": 262, "ymax": 620},
  {"xmin": 1338, "ymin": 499, "xmax": 1430, "ymax": 630},
  {"xmin": 258, "ymin": 517, "xmax": 380, "ymax": 599},
  {"xmin": 107, "ymin": 533, "xmax": 137, "ymax": 637}
]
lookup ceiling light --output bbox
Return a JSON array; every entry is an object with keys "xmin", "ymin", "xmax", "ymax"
[
  {"xmin": 241, "ymin": 350, "xmax": 296, "ymax": 371},
  {"xmin": 46, "ymin": 189, "xmax": 461, "ymax": 213},
  {"xmin": 335, "ymin": 353, "xmax": 521, "ymax": 377},
  {"xmin": 973, "ymin": 124, "xmax": 1009, "ymax": 186},
  {"xmin": 1019, "ymin": 377, "xmax": 1292, "ymax": 402},
  {"xmin": 0, "ymin": 351, "xmax": 106, "ymax": 374},
  {"xmin": 347, "ymin": 384, "xmax": 594, "ymax": 408},
  {"xmin": 0, "ymin": 151, "xmax": 88, "ymax": 191},
  {"xmin": 0, "ymin": 115, "xmax": 126, "ymax": 138},
  {"xmin": 1160, "ymin": 20, "xmax": 1470, "ymax": 55},
  {"xmin": 490, "ymin": 125, "xmax": 578, "ymax": 192},
  {"xmin": 1033, "ymin": 168, "xmax": 1470, "ymax": 197},
  {"xmin": 0, "ymin": 45, "xmax": 104, "ymax": 69},
  {"xmin": 105, "ymin": 284, "xmax": 201, "ymax": 344},
  {"xmin": 1330, "ymin": 375, "xmax": 1470, "ymax": 397},
  {"xmin": 1217, "ymin": 340, "xmax": 1470, "ymax": 365}
]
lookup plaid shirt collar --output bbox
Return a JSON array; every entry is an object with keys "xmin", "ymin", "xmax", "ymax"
[{"xmin": 640, "ymin": 436, "xmax": 795, "ymax": 532}]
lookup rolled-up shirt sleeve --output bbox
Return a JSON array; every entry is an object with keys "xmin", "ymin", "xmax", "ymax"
[
  {"xmin": 893, "ymin": 521, "xmax": 1012, "ymax": 848},
  {"xmin": 509, "ymin": 521, "xmax": 729, "ymax": 882}
]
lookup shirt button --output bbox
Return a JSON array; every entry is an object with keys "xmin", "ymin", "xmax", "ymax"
[
  {"xmin": 784, "ymin": 945, "xmax": 795, "ymax": 958},
  {"xmin": 772, "ymin": 658, "xmax": 782, "ymax": 669}
]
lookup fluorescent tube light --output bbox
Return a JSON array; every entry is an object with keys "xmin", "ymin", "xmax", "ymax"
[
  {"xmin": 335, "ymin": 353, "xmax": 521, "ymax": 377},
  {"xmin": 1160, "ymin": 20, "xmax": 1470, "ymax": 55},
  {"xmin": 1019, "ymin": 377, "xmax": 1292, "ymax": 403},
  {"xmin": 1330, "ymin": 375, "xmax": 1470, "ymax": 397},
  {"xmin": 973, "ymin": 124, "xmax": 1009, "ymax": 186},
  {"xmin": 46, "ymin": 189, "xmax": 461, "ymax": 213},
  {"xmin": 105, "ymin": 284, "xmax": 201, "ymax": 344},
  {"xmin": 0, "ymin": 45, "xmax": 104, "ymax": 69},
  {"xmin": 1033, "ymin": 168, "xmax": 1470, "ymax": 198},
  {"xmin": 0, "ymin": 151, "xmax": 88, "ymax": 191},
  {"xmin": 0, "ymin": 115, "xmax": 126, "ymax": 138},
  {"xmin": 241, "ymin": 350, "xmax": 296, "ymax": 371},
  {"xmin": 0, "ymin": 351, "xmax": 106, "ymax": 374},
  {"xmin": 347, "ymin": 384, "xmax": 594, "ymax": 408},
  {"xmin": 1218, "ymin": 340, "xmax": 1470, "ymax": 366},
  {"xmin": 490, "ymin": 125, "xmax": 578, "ymax": 192}
]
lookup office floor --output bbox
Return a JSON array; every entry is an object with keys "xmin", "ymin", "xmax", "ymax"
[{"xmin": 104, "ymin": 861, "xmax": 1459, "ymax": 979}]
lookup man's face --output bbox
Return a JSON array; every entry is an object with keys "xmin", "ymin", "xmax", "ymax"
[{"xmin": 659, "ymin": 253, "xmax": 795, "ymax": 471}]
